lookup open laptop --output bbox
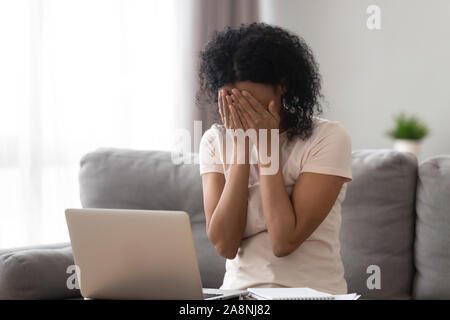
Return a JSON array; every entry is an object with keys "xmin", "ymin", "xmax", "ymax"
[{"xmin": 65, "ymin": 208, "xmax": 247, "ymax": 300}]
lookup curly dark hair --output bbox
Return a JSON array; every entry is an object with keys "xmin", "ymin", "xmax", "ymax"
[{"xmin": 196, "ymin": 22, "xmax": 323, "ymax": 141}]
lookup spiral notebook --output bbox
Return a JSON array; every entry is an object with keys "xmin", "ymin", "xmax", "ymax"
[{"xmin": 247, "ymin": 287, "xmax": 335, "ymax": 300}]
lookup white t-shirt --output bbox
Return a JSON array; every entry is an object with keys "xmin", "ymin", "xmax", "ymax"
[{"xmin": 199, "ymin": 117, "xmax": 353, "ymax": 294}]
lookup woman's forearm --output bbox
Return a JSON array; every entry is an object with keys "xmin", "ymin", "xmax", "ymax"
[
  {"xmin": 207, "ymin": 140, "xmax": 250, "ymax": 259},
  {"xmin": 258, "ymin": 145, "xmax": 297, "ymax": 257},
  {"xmin": 259, "ymin": 169, "xmax": 297, "ymax": 256}
]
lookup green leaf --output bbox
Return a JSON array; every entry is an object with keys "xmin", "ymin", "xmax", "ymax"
[{"xmin": 386, "ymin": 112, "xmax": 429, "ymax": 140}]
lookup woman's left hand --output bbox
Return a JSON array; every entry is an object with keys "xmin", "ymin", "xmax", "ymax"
[{"xmin": 229, "ymin": 88, "xmax": 281, "ymax": 139}]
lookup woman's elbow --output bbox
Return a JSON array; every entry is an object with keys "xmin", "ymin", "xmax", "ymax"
[
  {"xmin": 272, "ymin": 239, "xmax": 299, "ymax": 258},
  {"xmin": 211, "ymin": 235, "xmax": 238, "ymax": 259},
  {"xmin": 215, "ymin": 243, "xmax": 238, "ymax": 259},
  {"xmin": 272, "ymin": 246, "xmax": 291, "ymax": 258},
  {"xmin": 207, "ymin": 228, "xmax": 238, "ymax": 259}
]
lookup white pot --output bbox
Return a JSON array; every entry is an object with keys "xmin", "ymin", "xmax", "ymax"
[{"xmin": 393, "ymin": 139, "xmax": 421, "ymax": 157}]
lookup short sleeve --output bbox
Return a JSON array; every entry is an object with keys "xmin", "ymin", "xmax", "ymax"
[
  {"xmin": 199, "ymin": 126, "xmax": 224, "ymax": 175},
  {"xmin": 300, "ymin": 122, "xmax": 353, "ymax": 181}
]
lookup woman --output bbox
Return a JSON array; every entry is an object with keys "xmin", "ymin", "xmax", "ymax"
[{"xmin": 196, "ymin": 22, "xmax": 352, "ymax": 294}]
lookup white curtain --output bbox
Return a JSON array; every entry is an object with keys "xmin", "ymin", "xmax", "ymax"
[
  {"xmin": 0, "ymin": 0, "xmax": 259, "ymax": 249},
  {"xmin": 0, "ymin": 0, "xmax": 182, "ymax": 248}
]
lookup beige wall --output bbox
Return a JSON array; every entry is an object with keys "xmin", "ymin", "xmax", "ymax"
[{"xmin": 260, "ymin": 0, "xmax": 450, "ymax": 160}]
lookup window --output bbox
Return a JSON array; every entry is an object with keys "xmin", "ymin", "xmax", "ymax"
[{"xmin": 0, "ymin": 0, "xmax": 179, "ymax": 248}]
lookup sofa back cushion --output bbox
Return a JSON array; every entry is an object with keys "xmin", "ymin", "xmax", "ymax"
[
  {"xmin": 78, "ymin": 148, "xmax": 226, "ymax": 288},
  {"xmin": 413, "ymin": 156, "xmax": 450, "ymax": 299},
  {"xmin": 340, "ymin": 150, "xmax": 417, "ymax": 299}
]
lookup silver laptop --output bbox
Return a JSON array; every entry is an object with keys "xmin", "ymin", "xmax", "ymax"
[{"xmin": 65, "ymin": 208, "xmax": 247, "ymax": 300}]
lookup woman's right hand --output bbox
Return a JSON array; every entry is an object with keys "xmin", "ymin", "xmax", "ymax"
[
  {"xmin": 219, "ymin": 89, "xmax": 250, "ymax": 164},
  {"xmin": 218, "ymin": 89, "xmax": 231, "ymax": 129},
  {"xmin": 218, "ymin": 89, "xmax": 245, "ymax": 130}
]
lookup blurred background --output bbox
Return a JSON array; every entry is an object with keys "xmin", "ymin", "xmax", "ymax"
[{"xmin": 0, "ymin": 0, "xmax": 449, "ymax": 249}]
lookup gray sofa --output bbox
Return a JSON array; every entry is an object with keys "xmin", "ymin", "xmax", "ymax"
[{"xmin": 1, "ymin": 148, "xmax": 449, "ymax": 300}]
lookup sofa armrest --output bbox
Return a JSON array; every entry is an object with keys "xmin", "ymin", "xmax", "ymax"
[{"xmin": 0, "ymin": 242, "xmax": 82, "ymax": 300}]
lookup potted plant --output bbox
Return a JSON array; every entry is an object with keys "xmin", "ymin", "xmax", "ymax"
[{"xmin": 386, "ymin": 112, "xmax": 429, "ymax": 157}]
